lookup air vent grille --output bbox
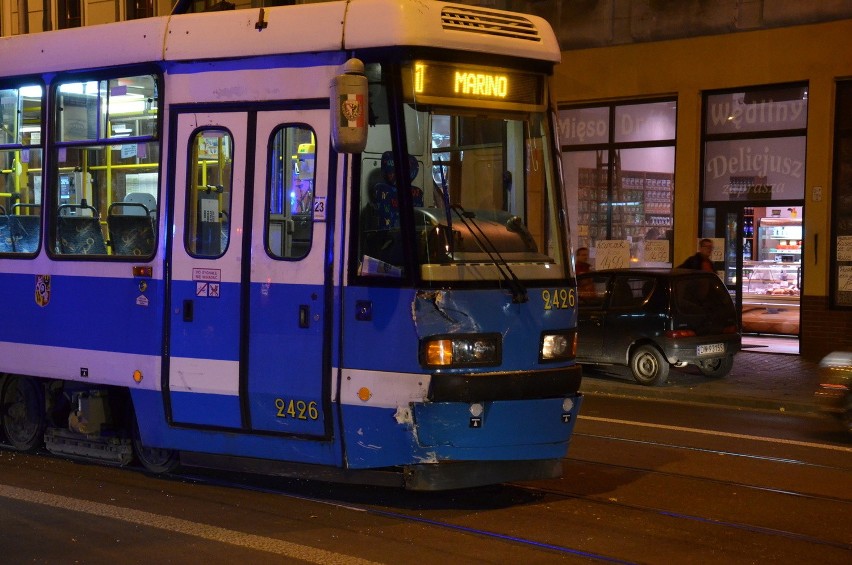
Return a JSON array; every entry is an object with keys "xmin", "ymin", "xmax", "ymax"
[{"xmin": 441, "ymin": 5, "xmax": 540, "ymax": 42}]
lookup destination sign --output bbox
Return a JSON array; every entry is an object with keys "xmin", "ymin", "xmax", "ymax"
[{"xmin": 409, "ymin": 61, "xmax": 544, "ymax": 107}]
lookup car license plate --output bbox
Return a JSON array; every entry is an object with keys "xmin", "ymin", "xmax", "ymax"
[{"xmin": 697, "ymin": 343, "xmax": 725, "ymax": 356}]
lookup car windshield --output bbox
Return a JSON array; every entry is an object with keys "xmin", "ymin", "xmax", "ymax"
[{"xmin": 354, "ymin": 61, "xmax": 568, "ymax": 287}]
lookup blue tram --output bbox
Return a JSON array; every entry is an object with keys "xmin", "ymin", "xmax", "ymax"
[{"xmin": 0, "ymin": 0, "xmax": 582, "ymax": 489}]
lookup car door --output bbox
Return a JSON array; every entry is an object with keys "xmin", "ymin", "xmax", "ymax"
[
  {"xmin": 601, "ymin": 274, "xmax": 658, "ymax": 362},
  {"xmin": 576, "ymin": 273, "xmax": 611, "ymax": 361}
]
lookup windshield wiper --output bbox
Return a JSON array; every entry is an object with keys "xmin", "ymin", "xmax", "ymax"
[
  {"xmin": 450, "ymin": 204, "xmax": 528, "ymax": 303},
  {"xmin": 436, "ymin": 161, "xmax": 454, "ymax": 254}
]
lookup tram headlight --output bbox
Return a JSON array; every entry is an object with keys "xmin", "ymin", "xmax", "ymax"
[
  {"xmin": 420, "ymin": 334, "xmax": 502, "ymax": 368},
  {"xmin": 540, "ymin": 330, "xmax": 577, "ymax": 363}
]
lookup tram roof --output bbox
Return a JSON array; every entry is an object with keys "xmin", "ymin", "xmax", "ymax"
[{"xmin": 0, "ymin": 0, "xmax": 560, "ymax": 77}]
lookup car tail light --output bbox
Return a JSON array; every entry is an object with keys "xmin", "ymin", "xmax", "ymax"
[
  {"xmin": 722, "ymin": 324, "xmax": 739, "ymax": 334},
  {"xmin": 665, "ymin": 329, "xmax": 696, "ymax": 338}
]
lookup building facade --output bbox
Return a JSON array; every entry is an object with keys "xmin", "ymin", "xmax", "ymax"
[{"xmin": 547, "ymin": 7, "xmax": 852, "ymax": 361}]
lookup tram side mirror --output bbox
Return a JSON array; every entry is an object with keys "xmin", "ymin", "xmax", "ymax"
[{"xmin": 330, "ymin": 58, "xmax": 368, "ymax": 153}]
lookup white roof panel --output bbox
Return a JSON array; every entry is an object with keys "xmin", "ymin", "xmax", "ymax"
[{"xmin": 0, "ymin": 1, "xmax": 557, "ymax": 78}]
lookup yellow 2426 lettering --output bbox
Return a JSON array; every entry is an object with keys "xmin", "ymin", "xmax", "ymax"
[
  {"xmin": 274, "ymin": 398, "xmax": 319, "ymax": 420},
  {"xmin": 541, "ymin": 288, "xmax": 575, "ymax": 310}
]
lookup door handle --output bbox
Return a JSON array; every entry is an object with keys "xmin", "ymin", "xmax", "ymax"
[
  {"xmin": 299, "ymin": 305, "xmax": 310, "ymax": 328},
  {"xmin": 183, "ymin": 299, "xmax": 194, "ymax": 322}
]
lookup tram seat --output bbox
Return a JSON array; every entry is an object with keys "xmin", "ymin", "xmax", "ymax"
[
  {"xmin": 57, "ymin": 203, "xmax": 108, "ymax": 255},
  {"xmin": 9, "ymin": 204, "xmax": 42, "ymax": 253},
  {"xmin": 107, "ymin": 201, "xmax": 155, "ymax": 256},
  {"xmin": 123, "ymin": 192, "xmax": 157, "ymax": 217}
]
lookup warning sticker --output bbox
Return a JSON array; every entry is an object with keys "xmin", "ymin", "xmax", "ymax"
[
  {"xmin": 192, "ymin": 268, "xmax": 221, "ymax": 282},
  {"xmin": 196, "ymin": 282, "xmax": 220, "ymax": 298}
]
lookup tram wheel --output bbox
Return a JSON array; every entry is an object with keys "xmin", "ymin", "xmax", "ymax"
[
  {"xmin": 1, "ymin": 375, "xmax": 47, "ymax": 452},
  {"xmin": 130, "ymin": 408, "xmax": 180, "ymax": 474},
  {"xmin": 629, "ymin": 344, "xmax": 670, "ymax": 386}
]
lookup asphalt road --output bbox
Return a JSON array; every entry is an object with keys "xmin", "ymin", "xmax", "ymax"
[{"xmin": 1, "ymin": 393, "xmax": 850, "ymax": 564}]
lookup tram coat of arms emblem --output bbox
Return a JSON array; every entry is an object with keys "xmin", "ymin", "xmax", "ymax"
[
  {"xmin": 339, "ymin": 94, "xmax": 364, "ymax": 127},
  {"xmin": 35, "ymin": 274, "xmax": 51, "ymax": 307}
]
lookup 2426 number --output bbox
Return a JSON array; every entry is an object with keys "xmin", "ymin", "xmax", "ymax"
[
  {"xmin": 541, "ymin": 288, "xmax": 575, "ymax": 310},
  {"xmin": 275, "ymin": 398, "xmax": 319, "ymax": 420}
]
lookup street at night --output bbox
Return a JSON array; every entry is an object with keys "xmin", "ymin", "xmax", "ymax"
[{"xmin": 3, "ymin": 353, "xmax": 849, "ymax": 564}]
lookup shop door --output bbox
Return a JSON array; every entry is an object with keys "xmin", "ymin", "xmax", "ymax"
[
  {"xmin": 700, "ymin": 205, "xmax": 744, "ymax": 321},
  {"xmin": 166, "ymin": 109, "xmax": 332, "ymax": 437},
  {"xmin": 701, "ymin": 204, "xmax": 803, "ymax": 338}
]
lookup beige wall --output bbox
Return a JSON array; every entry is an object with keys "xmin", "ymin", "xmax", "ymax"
[{"xmin": 554, "ymin": 18, "xmax": 852, "ymax": 297}]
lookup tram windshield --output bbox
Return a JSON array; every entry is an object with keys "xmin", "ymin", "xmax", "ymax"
[{"xmin": 356, "ymin": 61, "xmax": 568, "ymax": 285}]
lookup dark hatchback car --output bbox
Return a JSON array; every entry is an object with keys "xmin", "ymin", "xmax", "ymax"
[{"xmin": 576, "ymin": 268, "xmax": 741, "ymax": 386}]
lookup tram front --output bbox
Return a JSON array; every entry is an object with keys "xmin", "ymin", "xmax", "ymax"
[{"xmin": 341, "ymin": 58, "xmax": 582, "ymax": 490}]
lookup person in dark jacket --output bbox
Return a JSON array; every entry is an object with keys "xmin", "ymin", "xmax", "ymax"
[
  {"xmin": 679, "ymin": 238, "xmax": 714, "ymax": 272},
  {"xmin": 575, "ymin": 246, "xmax": 592, "ymax": 274}
]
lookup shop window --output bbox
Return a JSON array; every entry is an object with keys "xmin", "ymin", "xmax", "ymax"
[
  {"xmin": 51, "ymin": 73, "xmax": 160, "ymax": 258},
  {"xmin": 186, "ymin": 128, "xmax": 232, "ymax": 258},
  {"xmin": 830, "ymin": 80, "xmax": 852, "ymax": 308},
  {"xmin": 0, "ymin": 83, "xmax": 43, "ymax": 255},
  {"xmin": 559, "ymin": 99, "xmax": 677, "ymax": 267},
  {"xmin": 266, "ymin": 124, "xmax": 316, "ymax": 260},
  {"xmin": 703, "ymin": 85, "xmax": 807, "ymax": 203},
  {"xmin": 701, "ymin": 84, "xmax": 808, "ymax": 337}
]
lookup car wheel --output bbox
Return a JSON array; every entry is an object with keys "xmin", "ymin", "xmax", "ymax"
[
  {"xmin": 697, "ymin": 355, "xmax": 734, "ymax": 378},
  {"xmin": 629, "ymin": 344, "xmax": 670, "ymax": 386}
]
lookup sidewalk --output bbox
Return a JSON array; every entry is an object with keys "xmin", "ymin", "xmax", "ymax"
[{"xmin": 579, "ymin": 350, "xmax": 822, "ymax": 415}]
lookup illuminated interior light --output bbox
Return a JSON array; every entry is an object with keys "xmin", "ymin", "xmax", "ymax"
[{"xmin": 19, "ymin": 86, "xmax": 43, "ymax": 98}]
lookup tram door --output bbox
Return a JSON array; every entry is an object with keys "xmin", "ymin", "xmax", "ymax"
[{"xmin": 167, "ymin": 109, "xmax": 332, "ymax": 439}]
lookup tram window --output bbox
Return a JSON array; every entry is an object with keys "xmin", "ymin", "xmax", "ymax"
[
  {"xmin": 266, "ymin": 124, "xmax": 316, "ymax": 260},
  {"xmin": 56, "ymin": 75, "xmax": 158, "ymax": 142},
  {"xmin": 186, "ymin": 128, "xmax": 233, "ymax": 258},
  {"xmin": 51, "ymin": 73, "xmax": 160, "ymax": 258},
  {"xmin": 0, "ymin": 84, "xmax": 44, "ymax": 255}
]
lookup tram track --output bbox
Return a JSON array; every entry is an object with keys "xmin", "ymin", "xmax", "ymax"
[
  {"xmin": 575, "ymin": 431, "xmax": 852, "ymax": 474},
  {"xmin": 521, "ymin": 429, "xmax": 852, "ymax": 555},
  {"xmin": 514, "ymin": 480, "xmax": 852, "ymax": 554},
  {"xmin": 566, "ymin": 451, "xmax": 852, "ymax": 505},
  {"xmin": 176, "ymin": 458, "xmax": 852, "ymax": 563},
  {"xmin": 174, "ymin": 471, "xmax": 636, "ymax": 564},
  {"xmin": 3, "ymin": 444, "xmax": 851, "ymax": 562}
]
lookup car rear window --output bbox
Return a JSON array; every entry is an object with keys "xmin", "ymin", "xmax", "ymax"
[
  {"xmin": 610, "ymin": 276, "xmax": 656, "ymax": 308},
  {"xmin": 673, "ymin": 275, "xmax": 731, "ymax": 314}
]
